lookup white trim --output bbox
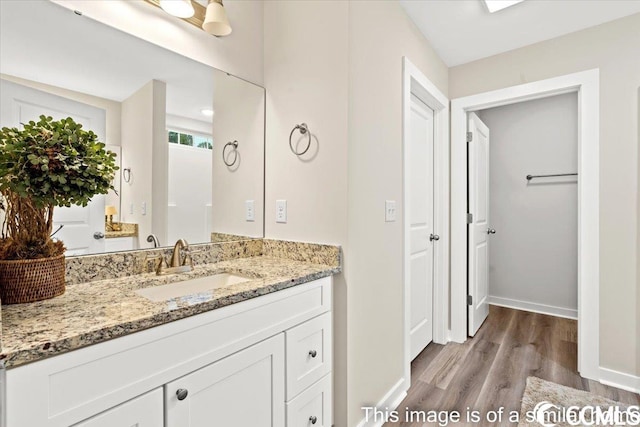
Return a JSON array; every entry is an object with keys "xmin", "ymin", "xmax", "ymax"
[
  {"xmin": 488, "ymin": 296, "xmax": 577, "ymax": 320},
  {"xmin": 402, "ymin": 57, "xmax": 450, "ymax": 391},
  {"xmin": 599, "ymin": 367, "xmax": 640, "ymax": 394},
  {"xmin": 355, "ymin": 378, "xmax": 407, "ymax": 427},
  {"xmin": 450, "ymin": 69, "xmax": 600, "ymax": 381}
]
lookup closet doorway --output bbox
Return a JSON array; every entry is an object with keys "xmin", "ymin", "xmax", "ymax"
[{"xmin": 450, "ymin": 69, "xmax": 600, "ymax": 380}]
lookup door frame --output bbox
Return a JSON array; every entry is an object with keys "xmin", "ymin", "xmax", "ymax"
[
  {"xmin": 450, "ymin": 69, "xmax": 600, "ymax": 380},
  {"xmin": 402, "ymin": 57, "xmax": 449, "ymax": 390}
]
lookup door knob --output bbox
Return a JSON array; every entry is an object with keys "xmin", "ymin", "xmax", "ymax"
[
  {"xmin": 430, "ymin": 234, "xmax": 440, "ymax": 241},
  {"xmin": 309, "ymin": 416, "xmax": 318, "ymax": 425},
  {"xmin": 176, "ymin": 388, "xmax": 189, "ymax": 401},
  {"xmin": 309, "ymin": 350, "xmax": 318, "ymax": 358},
  {"xmin": 93, "ymin": 231, "xmax": 105, "ymax": 240},
  {"xmin": 487, "ymin": 228, "xmax": 496, "ymax": 235}
]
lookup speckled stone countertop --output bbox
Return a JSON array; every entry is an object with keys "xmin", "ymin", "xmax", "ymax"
[
  {"xmin": 105, "ymin": 222, "xmax": 138, "ymax": 239},
  {"xmin": 1, "ymin": 254, "xmax": 340, "ymax": 369}
]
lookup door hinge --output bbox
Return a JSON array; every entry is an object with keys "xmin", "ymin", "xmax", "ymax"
[
  {"xmin": 467, "ymin": 295, "xmax": 473, "ymax": 305},
  {"xmin": 467, "ymin": 213, "xmax": 473, "ymax": 224},
  {"xmin": 466, "ymin": 132, "xmax": 473, "ymax": 143}
]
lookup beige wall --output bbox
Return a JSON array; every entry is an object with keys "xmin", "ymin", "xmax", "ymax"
[
  {"xmin": 121, "ymin": 80, "xmax": 167, "ymax": 248},
  {"xmin": 450, "ymin": 13, "xmax": 640, "ymax": 376},
  {"xmin": 212, "ymin": 72, "xmax": 265, "ymax": 238},
  {"xmin": 52, "ymin": 0, "xmax": 264, "ymax": 86},
  {"xmin": 263, "ymin": 2, "xmax": 349, "ymax": 424},
  {"xmin": 347, "ymin": 2, "xmax": 448, "ymax": 425}
]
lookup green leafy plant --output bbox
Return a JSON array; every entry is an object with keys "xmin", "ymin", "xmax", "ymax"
[{"xmin": 0, "ymin": 115, "xmax": 118, "ymax": 260}]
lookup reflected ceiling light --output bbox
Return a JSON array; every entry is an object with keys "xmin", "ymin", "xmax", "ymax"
[
  {"xmin": 482, "ymin": 0, "xmax": 524, "ymax": 13},
  {"xmin": 202, "ymin": 0, "xmax": 232, "ymax": 37},
  {"xmin": 201, "ymin": 109, "xmax": 215, "ymax": 117},
  {"xmin": 159, "ymin": 0, "xmax": 195, "ymax": 18}
]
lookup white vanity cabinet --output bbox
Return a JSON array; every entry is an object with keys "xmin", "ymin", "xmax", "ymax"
[
  {"xmin": 165, "ymin": 334, "xmax": 285, "ymax": 427},
  {"xmin": 72, "ymin": 389, "xmax": 163, "ymax": 427},
  {"xmin": 4, "ymin": 276, "xmax": 333, "ymax": 427}
]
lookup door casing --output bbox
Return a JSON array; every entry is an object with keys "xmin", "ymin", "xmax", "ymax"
[{"xmin": 450, "ymin": 69, "xmax": 600, "ymax": 381}]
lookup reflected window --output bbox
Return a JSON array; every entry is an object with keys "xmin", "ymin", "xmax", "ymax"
[{"xmin": 167, "ymin": 130, "xmax": 212, "ymax": 150}]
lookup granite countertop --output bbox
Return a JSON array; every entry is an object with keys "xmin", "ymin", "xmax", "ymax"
[
  {"xmin": 105, "ymin": 222, "xmax": 138, "ymax": 239},
  {"xmin": 0, "ymin": 256, "xmax": 340, "ymax": 369}
]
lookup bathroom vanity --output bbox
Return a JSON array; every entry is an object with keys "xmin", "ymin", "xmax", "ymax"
[{"xmin": 0, "ymin": 240, "xmax": 340, "ymax": 427}]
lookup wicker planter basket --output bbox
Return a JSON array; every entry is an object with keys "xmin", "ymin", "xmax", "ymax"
[{"xmin": 0, "ymin": 255, "xmax": 65, "ymax": 304}]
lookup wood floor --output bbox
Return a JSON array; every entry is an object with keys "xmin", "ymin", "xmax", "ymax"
[{"xmin": 385, "ymin": 306, "xmax": 640, "ymax": 426}]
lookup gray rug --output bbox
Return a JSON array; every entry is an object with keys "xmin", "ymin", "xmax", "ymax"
[{"xmin": 518, "ymin": 377, "xmax": 632, "ymax": 426}]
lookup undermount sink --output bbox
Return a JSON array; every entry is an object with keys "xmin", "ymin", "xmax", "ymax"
[{"xmin": 135, "ymin": 273, "xmax": 253, "ymax": 302}]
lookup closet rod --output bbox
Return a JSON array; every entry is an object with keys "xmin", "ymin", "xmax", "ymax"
[{"xmin": 526, "ymin": 173, "xmax": 578, "ymax": 181}]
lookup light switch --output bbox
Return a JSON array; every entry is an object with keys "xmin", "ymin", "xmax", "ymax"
[
  {"xmin": 245, "ymin": 200, "xmax": 255, "ymax": 222},
  {"xmin": 141, "ymin": 201, "xmax": 147, "ymax": 216},
  {"xmin": 129, "ymin": 203, "xmax": 134, "ymax": 215},
  {"xmin": 276, "ymin": 200, "xmax": 287, "ymax": 223},
  {"xmin": 385, "ymin": 200, "xmax": 397, "ymax": 222}
]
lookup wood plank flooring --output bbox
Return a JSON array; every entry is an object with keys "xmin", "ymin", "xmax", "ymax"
[{"xmin": 384, "ymin": 306, "xmax": 639, "ymax": 426}]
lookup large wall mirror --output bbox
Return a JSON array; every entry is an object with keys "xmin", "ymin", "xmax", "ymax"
[{"xmin": 0, "ymin": 1, "xmax": 265, "ymax": 255}]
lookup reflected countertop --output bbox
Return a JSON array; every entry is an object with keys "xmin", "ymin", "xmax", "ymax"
[{"xmin": 0, "ymin": 255, "xmax": 340, "ymax": 369}]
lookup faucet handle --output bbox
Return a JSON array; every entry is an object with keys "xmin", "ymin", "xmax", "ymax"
[{"xmin": 144, "ymin": 253, "xmax": 167, "ymax": 274}]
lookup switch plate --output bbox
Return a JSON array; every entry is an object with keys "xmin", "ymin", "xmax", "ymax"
[
  {"xmin": 141, "ymin": 201, "xmax": 147, "ymax": 216},
  {"xmin": 129, "ymin": 203, "xmax": 134, "ymax": 215},
  {"xmin": 385, "ymin": 200, "xmax": 397, "ymax": 222},
  {"xmin": 245, "ymin": 200, "xmax": 255, "ymax": 222},
  {"xmin": 276, "ymin": 200, "xmax": 287, "ymax": 223}
]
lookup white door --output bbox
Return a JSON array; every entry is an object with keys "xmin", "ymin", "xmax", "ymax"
[
  {"xmin": 408, "ymin": 94, "xmax": 435, "ymax": 360},
  {"xmin": 165, "ymin": 334, "xmax": 285, "ymax": 427},
  {"xmin": 467, "ymin": 112, "xmax": 491, "ymax": 336},
  {"xmin": 0, "ymin": 79, "xmax": 107, "ymax": 255},
  {"xmin": 73, "ymin": 389, "xmax": 163, "ymax": 427}
]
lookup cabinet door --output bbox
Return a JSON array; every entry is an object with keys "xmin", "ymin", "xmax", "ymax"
[
  {"xmin": 73, "ymin": 389, "xmax": 163, "ymax": 427},
  {"xmin": 165, "ymin": 334, "xmax": 285, "ymax": 427}
]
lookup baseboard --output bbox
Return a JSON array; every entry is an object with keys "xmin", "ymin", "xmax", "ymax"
[
  {"xmin": 488, "ymin": 296, "xmax": 577, "ymax": 320},
  {"xmin": 599, "ymin": 367, "xmax": 640, "ymax": 394},
  {"xmin": 356, "ymin": 378, "xmax": 407, "ymax": 427}
]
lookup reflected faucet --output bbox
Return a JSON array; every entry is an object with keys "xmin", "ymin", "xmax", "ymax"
[
  {"xmin": 147, "ymin": 234, "xmax": 160, "ymax": 248},
  {"xmin": 170, "ymin": 239, "xmax": 189, "ymax": 267}
]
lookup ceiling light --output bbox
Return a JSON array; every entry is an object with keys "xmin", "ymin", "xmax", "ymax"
[
  {"xmin": 482, "ymin": 0, "xmax": 524, "ymax": 13},
  {"xmin": 159, "ymin": 0, "xmax": 195, "ymax": 18},
  {"xmin": 201, "ymin": 109, "xmax": 214, "ymax": 117},
  {"xmin": 202, "ymin": 0, "xmax": 232, "ymax": 37}
]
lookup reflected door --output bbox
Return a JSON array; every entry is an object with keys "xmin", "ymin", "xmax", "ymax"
[{"xmin": 0, "ymin": 80, "xmax": 107, "ymax": 255}]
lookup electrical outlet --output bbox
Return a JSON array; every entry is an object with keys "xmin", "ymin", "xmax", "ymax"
[
  {"xmin": 276, "ymin": 200, "xmax": 287, "ymax": 223},
  {"xmin": 245, "ymin": 200, "xmax": 255, "ymax": 222},
  {"xmin": 385, "ymin": 200, "xmax": 396, "ymax": 222},
  {"xmin": 141, "ymin": 201, "xmax": 147, "ymax": 216}
]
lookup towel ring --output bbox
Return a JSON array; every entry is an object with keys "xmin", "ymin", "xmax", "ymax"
[
  {"xmin": 223, "ymin": 140, "xmax": 239, "ymax": 167},
  {"xmin": 122, "ymin": 167, "xmax": 131, "ymax": 183},
  {"xmin": 289, "ymin": 123, "xmax": 311, "ymax": 156}
]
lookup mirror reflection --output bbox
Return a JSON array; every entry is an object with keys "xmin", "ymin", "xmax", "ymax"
[{"xmin": 0, "ymin": 1, "xmax": 265, "ymax": 255}]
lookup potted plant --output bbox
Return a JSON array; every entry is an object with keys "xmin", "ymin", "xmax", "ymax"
[{"xmin": 0, "ymin": 115, "xmax": 118, "ymax": 304}]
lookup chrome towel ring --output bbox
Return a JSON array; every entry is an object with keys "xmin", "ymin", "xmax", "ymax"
[
  {"xmin": 122, "ymin": 167, "xmax": 131, "ymax": 183},
  {"xmin": 289, "ymin": 123, "xmax": 311, "ymax": 156},
  {"xmin": 223, "ymin": 140, "xmax": 239, "ymax": 167}
]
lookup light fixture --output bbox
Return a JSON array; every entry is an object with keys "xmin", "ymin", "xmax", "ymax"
[
  {"xmin": 159, "ymin": 0, "xmax": 195, "ymax": 19},
  {"xmin": 202, "ymin": 0, "xmax": 232, "ymax": 37},
  {"xmin": 482, "ymin": 0, "xmax": 524, "ymax": 13},
  {"xmin": 201, "ymin": 109, "xmax": 215, "ymax": 117},
  {"xmin": 105, "ymin": 205, "xmax": 119, "ymax": 231}
]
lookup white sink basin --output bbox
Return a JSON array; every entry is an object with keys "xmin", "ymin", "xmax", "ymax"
[{"xmin": 136, "ymin": 273, "xmax": 253, "ymax": 302}]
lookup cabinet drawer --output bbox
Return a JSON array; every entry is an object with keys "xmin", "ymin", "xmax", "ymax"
[
  {"xmin": 285, "ymin": 312, "xmax": 332, "ymax": 399},
  {"xmin": 286, "ymin": 374, "xmax": 332, "ymax": 427}
]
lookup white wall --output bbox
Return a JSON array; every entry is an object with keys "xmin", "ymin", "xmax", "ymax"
[
  {"xmin": 167, "ymin": 144, "xmax": 212, "ymax": 244},
  {"xmin": 52, "ymin": 0, "xmax": 264, "ymax": 86},
  {"xmin": 449, "ymin": 13, "xmax": 640, "ymax": 376},
  {"xmin": 120, "ymin": 80, "xmax": 167, "ymax": 248},
  {"xmin": 478, "ymin": 93, "xmax": 578, "ymax": 317},
  {"xmin": 212, "ymin": 72, "xmax": 265, "ymax": 238}
]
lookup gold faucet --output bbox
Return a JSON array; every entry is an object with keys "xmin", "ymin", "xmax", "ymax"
[{"xmin": 170, "ymin": 239, "xmax": 189, "ymax": 267}]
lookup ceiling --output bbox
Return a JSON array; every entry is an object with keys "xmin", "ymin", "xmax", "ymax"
[
  {"xmin": 400, "ymin": 0, "xmax": 640, "ymax": 67},
  {"xmin": 0, "ymin": 0, "xmax": 215, "ymax": 124}
]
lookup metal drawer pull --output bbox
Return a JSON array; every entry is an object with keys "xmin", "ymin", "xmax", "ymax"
[
  {"xmin": 176, "ymin": 388, "xmax": 189, "ymax": 401},
  {"xmin": 309, "ymin": 415, "xmax": 318, "ymax": 424},
  {"xmin": 309, "ymin": 350, "xmax": 317, "ymax": 358}
]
